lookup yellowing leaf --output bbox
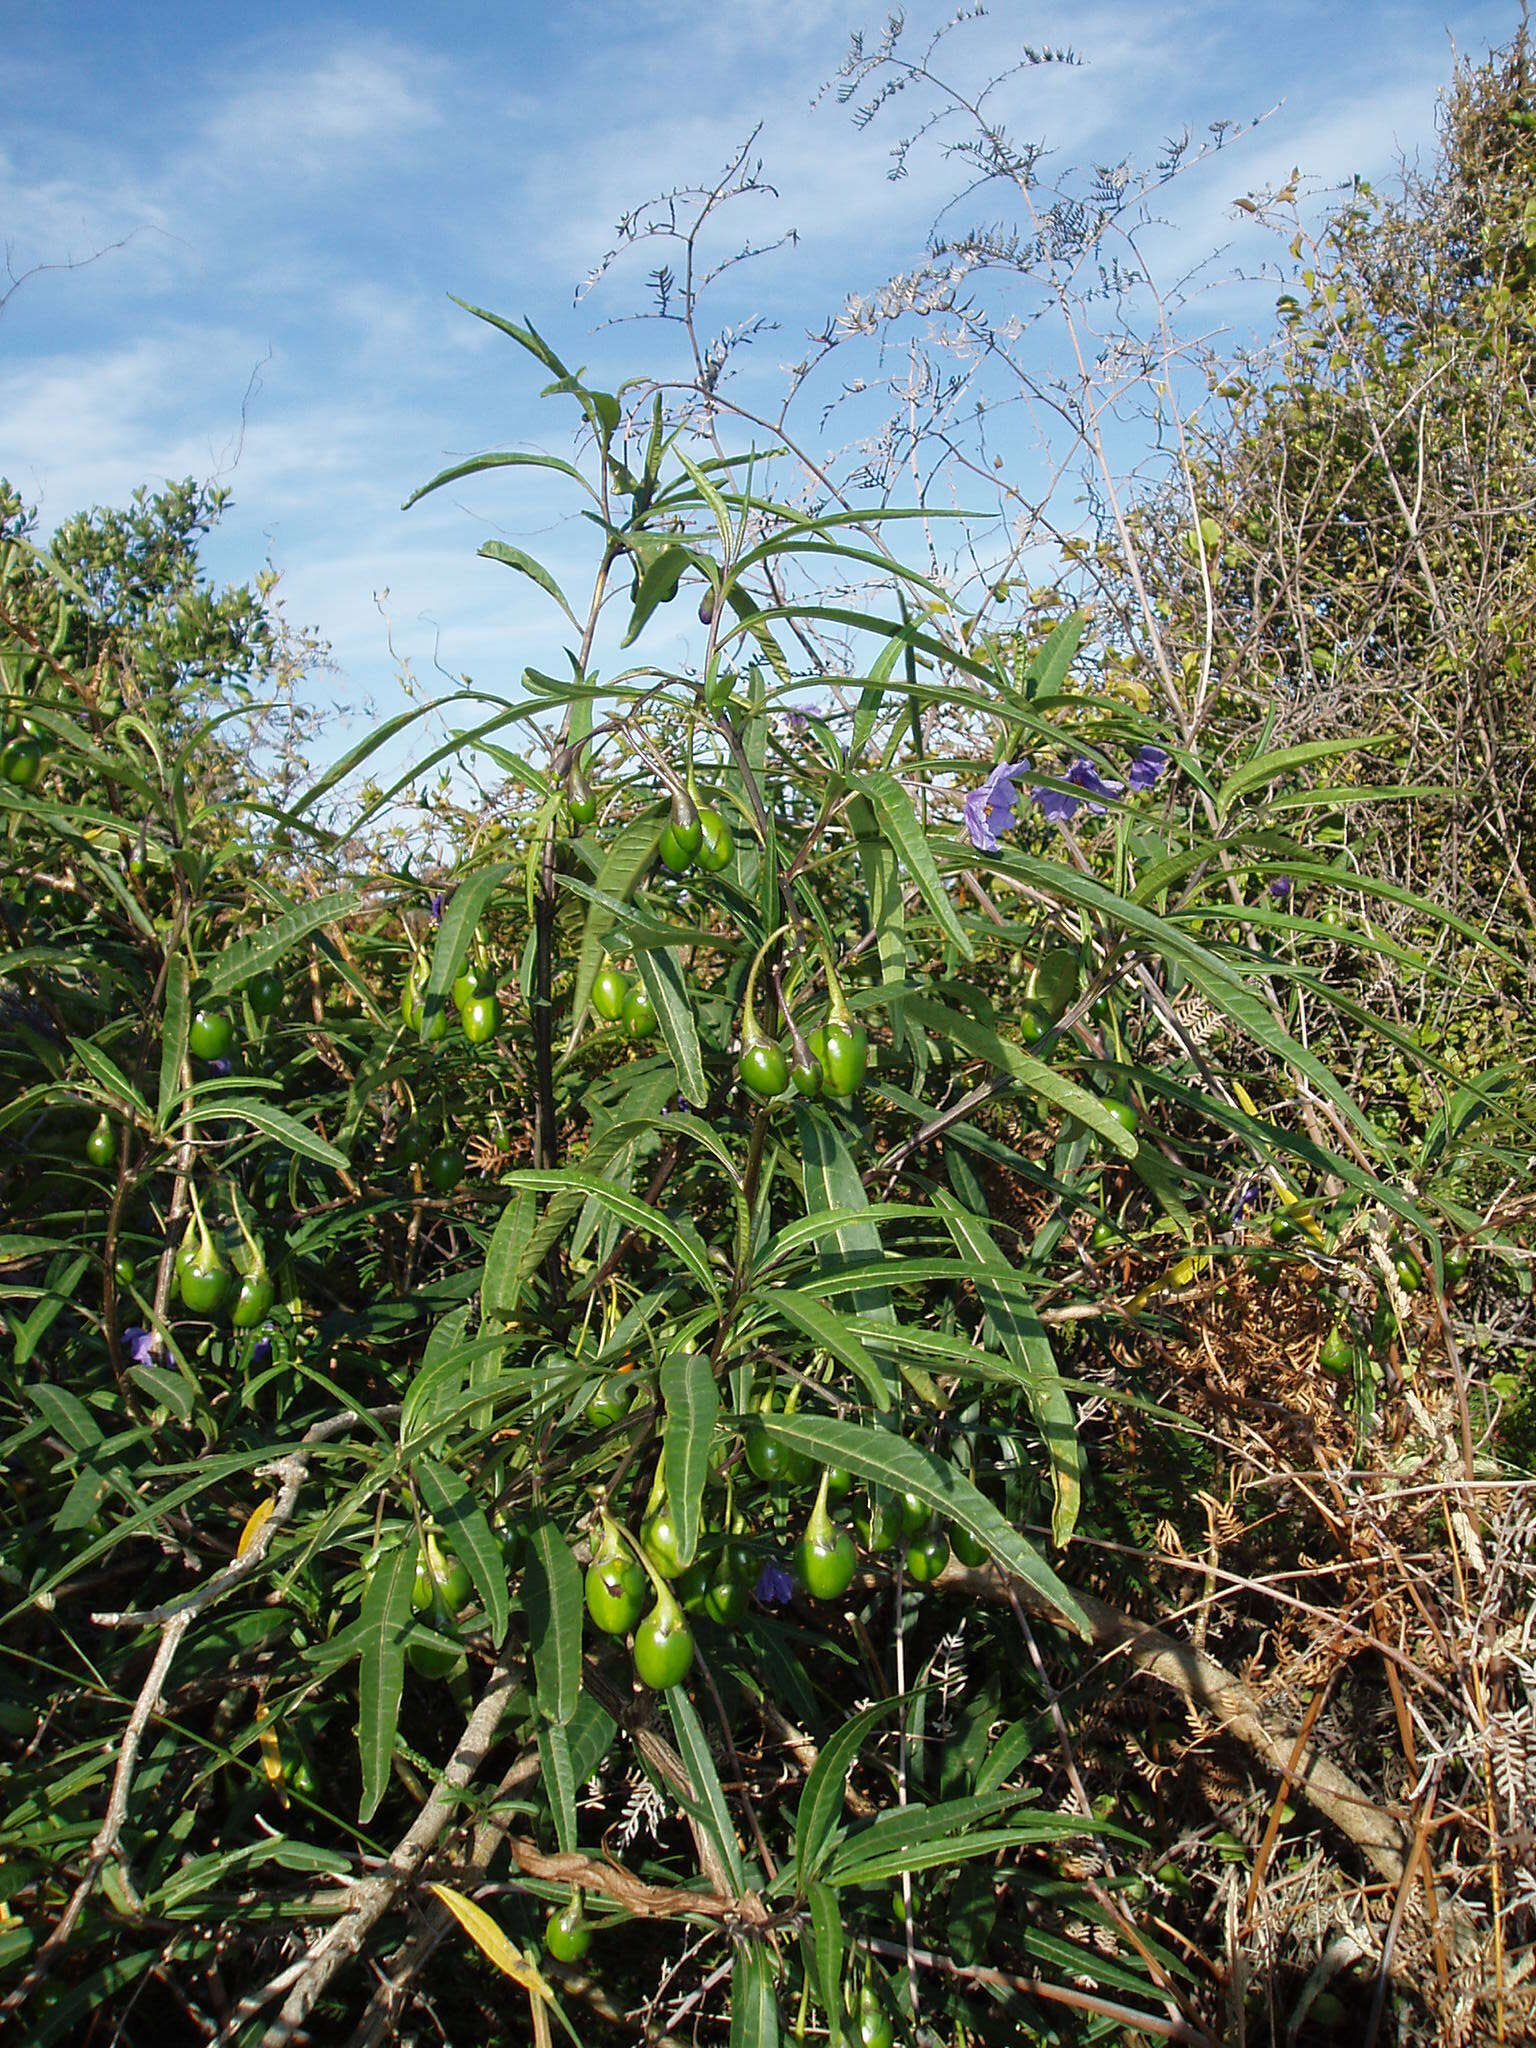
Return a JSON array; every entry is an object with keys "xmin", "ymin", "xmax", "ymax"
[
  {"xmin": 430, "ymin": 1883, "xmax": 554, "ymax": 2000},
  {"xmin": 237, "ymin": 1496, "xmax": 275, "ymax": 1559},
  {"xmin": 254, "ymin": 1702, "xmax": 287, "ymax": 1808}
]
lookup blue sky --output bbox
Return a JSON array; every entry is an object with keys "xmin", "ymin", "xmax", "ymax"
[{"xmin": 0, "ymin": 1, "xmax": 1517, "ymax": 773}]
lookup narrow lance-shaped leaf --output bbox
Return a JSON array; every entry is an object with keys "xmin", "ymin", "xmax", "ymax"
[
  {"xmin": 523, "ymin": 1515, "xmax": 583, "ymax": 1726},
  {"xmin": 757, "ymin": 1412, "xmax": 1087, "ymax": 1636},
  {"xmin": 935, "ymin": 1194, "xmax": 1082, "ymax": 1546},
  {"xmin": 856, "ymin": 768, "xmax": 974, "ymax": 960},
  {"xmin": 158, "ymin": 954, "xmax": 189, "ymax": 1132},
  {"xmin": 357, "ymin": 1542, "xmax": 416, "ymax": 1823},
  {"xmin": 478, "ymin": 540, "xmax": 579, "ymax": 628},
  {"xmin": 660, "ymin": 1347, "xmax": 719, "ymax": 1569},
  {"xmin": 199, "ymin": 890, "xmax": 365, "ymax": 997},
  {"xmin": 667, "ymin": 1685, "xmax": 746, "ymax": 1892},
  {"xmin": 634, "ymin": 945, "xmax": 709, "ymax": 1107},
  {"xmin": 416, "ymin": 1456, "xmax": 509, "ymax": 1646}
]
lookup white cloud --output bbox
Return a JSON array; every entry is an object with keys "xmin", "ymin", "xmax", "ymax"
[{"xmin": 198, "ymin": 41, "xmax": 444, "ymax": 181}]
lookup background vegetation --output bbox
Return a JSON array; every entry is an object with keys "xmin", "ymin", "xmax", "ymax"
[{"xmin": 2, "ymin": 15, "xmax": 1533, "ymax": 2047}]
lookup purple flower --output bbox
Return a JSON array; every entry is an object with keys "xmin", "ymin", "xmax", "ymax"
[
  {"xmin": 1229, "ymin": 1181, "xmax": 1259, "ymax": 1221},
  {"xmin": 122, "ymin": 1326, "xmax": 154, "ymax": 1367},
  {"xmin": 206, "ymin": 1057, "xmax": 233, "ymax": 1078},
  {"xmin": 1126, "ymin": 745, "xmax": 1170, "ymax": 792},
  {"xmin": 1031, "ymin": 757, "xmax": 1123, "ymax": 826},
  {"xmin": 1269, "ymin": 876, "xmax": 1294, "ymax": 903},
  {"xmin": 251, "ymin": 1333, "xmax": 274, "ymax": 1368},
  {"xmin": 428, "ymin": 892, "xmax": 445, "ymax": 924},
  {"xmin": 755, "ymin": 1561, "xmax": 795, "ymax": 1607},
  {"xmin": 963, "ymin": 758, "xmax": 1031, "ymax": 852},
  {"xmin": 783, "ymin": 710, "xmax": 809, "ymax": 734}
]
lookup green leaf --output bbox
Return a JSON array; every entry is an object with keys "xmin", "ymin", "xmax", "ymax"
[
  {"xmin": 758, "ymin": 1413, "xmax": 1086, "ymax": 1634},
  {"xmin": 934, "ymin": 1195, "xmax": 1081, "ymax": 1545},
  {"xmin": 634, "ymin": 945, "xmax": 709, "ymax": 1106},
  {"xmin": 477, "ymin": 540, "xmax": 579, "ymax": 627},
  {"xmin": 199, "ymin": 890, "xmax": 365, "ymax": 997},
  {"xmin": 828, "ymin": 1800, "xmax": 1111, "ymax": 1885},
  {"xmin": 538, "ymin": 1720, "xmax": 579, "ymax": 1855},
  {"xmin": 667, "ymin": 1685, "xmax": 746, "ymax": 1891},
  {"xmin": 855, "ymin": 769, "xmax": 973, "ymax": 959},
  {"xmin": 791, "ymin": 1105, "xmax": 896, "ymax": 1331},
  {"xmin": 502, "ymin": 1169, "xmax": 722, "ymax": 1303},
  {"xmin": 1217, "ymin": 736, "xmax": 1370, "ymax": 820},
  {"xmin": 524, "ymin": 1515, "xmax": 582, "ymax": 1726},
  {"xmin": 901, "ymin": 995, "xmax": 1137, "ymax": 1159},
  {"xmin": 806, "ymin": 1881, "xmax": 844, "ymax": 2048},
  {"xmin": 727, "ymin": 1940, "xmax": 779, "ymax": 2048},
  {"xmin": 158, "ymin": 955, "xmax": 189, "ymax": 1131},
  {"xmin": 27, "ymin": 1382, "xmax": 103, "ymax": 1453},
  {"xmin": 847, "ymin": 793, "xmax": 908, "ymax": 998},
  {"xmin": 795, "ymin": 1695, "xmax": 905, "ymax": 1886},
  {"xmin": 482, "ymin": 1188, "xmax": 536, "ymax": 1322},
  {"xmin": 764, "ymin": 1289, "xmax": 892, "ymax": 1412},
  {"xmin": 403, "ymin": 448, "xmax": 590, "ymax": 510},
  {"xmin": 68, "ymin": 1037, "xmax": 150, "ymax": 1122},
  {"xmin": 623, "ymin": 544, "xmax": 698, "ymax": 645},
  {"xmin": 424, "ymin": 862, "xmax": 515, "ymax": 1034},
  {"xmin": 416, "ymin": 1456, "xmax": 509, "ymax": 1646},
  {"xmin": 214, "ymin": 1096, "xmax": 349, "ymax": 1171},
  {"xmin": 1023, "ymin": 609, "xmax": 1088, "ymax": 697},
  {"xmin": 568, "ymin": 814, "xmax": 666, "ymax": 1030},
  {"xmin": 660, "ymin": 1347, "xmax": 719, "ymax": 1569},
  {"xmin": 358, "ymin": 1542, "xmax": 416, "ymax": 1822}
]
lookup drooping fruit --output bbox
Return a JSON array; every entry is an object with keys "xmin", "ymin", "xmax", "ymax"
[
  {"xmin": 585, "ymin": 1549, "xmax": 646, "ymax": 1636},
  {"xmin": 189, "ymin": 1009, "xmax": 234, "ymax": 1062},
  {"xmin": 591, "ymin": 963, "xmax": 630, "ymax": 1023},
  {"xmin": 622, "ymin": 986, "xmax": 658, "ymax": 1040},
  {"xmin": 425, "ymin": 1144, "xmax": 465, "ymax": 1194},
  {"xmin": 85, "ymin": 1114, "xmax": 115, "ymax": 1168},
  {"xmin": 544, "ymin": 1896, "xmax": 592, "ymax": 1963},
  {"xmin": 459, "ymin": 993, "xmax": 500, "ymax": 1046},
  {"xmin": 633, "ymin": 1593, "xmax": 695, "ymax": 1690},
  {"xmin": 695, "ymin": 806, "xmax": 734, "ymax": 871}
]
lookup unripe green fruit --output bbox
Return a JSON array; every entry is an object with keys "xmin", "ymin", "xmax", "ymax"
[
  {"xmin": 412, "ymin": 1536, "xmax": 473, "ymax": 1616},
  {"xmin": 246, "ymin": 970, "xmax": 284, "ymax": 1017},
  {"xmin": 905, "ymin": 1529, "xmax": 950, "ymax": 1583},
  {"xmin": 1099, "ymin": 1096, "xmax": 1139, "ymax": 1136},
  {"xmin": 544, "ymin": 1900, "xmax": 591, "ymax": 1963},
  {"xmin": 790, "ymin": 1054, "xmax": 824, "ymax": 1098},
  {"xmin": 459, "ymin": 993, "xmax": 500, "ymax": 1046},
  {"xmin": 1, "ymin": 735, "xmax": 42, "ymax": 788},
  {"xmin": 585, "ymin": 1553, "xmax": 645, "ymax": 1635},
  {"xmin": 178, "ymin": 1248, "xmax": 230, "ymax": 1315},
  {"xmin": 189, "ymin": 1009, "xmax": 234, "ymax": 1062},
  {"xmin": 896, "ymin": 1490, "xmax": 932, "ymax": 1538},
  {"xmin": 642, "ymin": 1507, "xmax": 686, "ymax": 1578},
  {"xmin": 950, "ymin": 1525, "xmax": 989, "ymax": 1568},
  {"xmin": 425, "ymin": 1144, "xmax": 465, "ymax": 1193},
  {"xmin": 819, "ymin": 1020, "xmax": 868, "ymax": 1098},
  {"xmin": 232, "ymin": 1270, "xmax": 275, "ymax": 1329},
  {"xmin": 633, "ymin": 1601, "xmax": 695, "ymax": 1689},
  {"xmin": 856, "ymin": 1498, "xmax": 903, "ymax": 1554},
  {"xmin": 738, "ymin": 1039, "xmax": 788, "ymax": 1099},
  {"xmin": 622, "ymin": 986, "xmax": 658, "ymax": 1040},
  {"xmin": 659, "ymin": 820, "xmax": 700, "ymax": 872},
  {"xmin": 695, "ymin": 806, "xmax": 734, "ymax": 871},
  {"xmin": 743, "ymin": 1422, "xmax": 812, "ymax": 1487},
  {"xmin": 794, "ymin": 1526, "xmax": 858, "ymax": 1601},
  {"xmin": 587, "ymin": 1373, "xmax": 632, "ymax": 1427},
  {"xmin": 591, "ymin": 966, "xmax": 629, "ymax": 1022},
  {"xmin": 113, "ymin": 1253, "xmax": 135, "ymax": 1288},
  {"xmin": 85, "ymin": 1115, "xmax": 115, "ymax": 1168}
]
